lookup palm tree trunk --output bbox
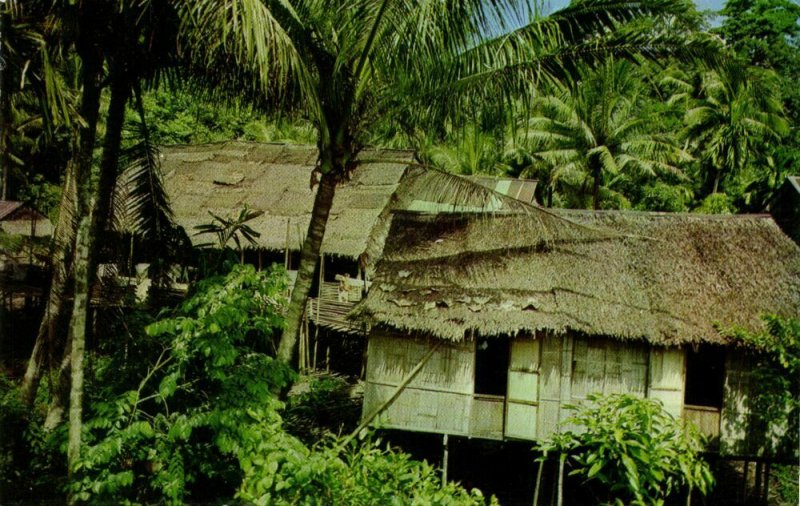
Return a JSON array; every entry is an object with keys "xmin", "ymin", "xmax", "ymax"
[
  {"xmin": 20, "ymin": 160, "xmax": 77, "ymax": 407},
  {"xmin": 0, "ymin": 12, "xmax": 9, "ymax": 202},
  {"xmin": 94, "ymin": 79, "xmax": 130, "ymax": 241},
  {"xmin": 712, "ymin": 169, "xmax": 720, "ymax": 194},
  {"xmin": 278, "ymin": 170, "xmax": 337, "ymax": 364},
  {"xmin": 66, "ymin": 212, "xmax": 91, "ymax": 483},
  {"xmin": 592, "ymin": 168, "xmax": 601, "ymax": 210},
  {"xmin": 46, "ymin": 77, "xmax": 129, "ymax": 428},
  {"xmin": 20, "ymin": 55, "xmax": 104, "ymax": 408}
]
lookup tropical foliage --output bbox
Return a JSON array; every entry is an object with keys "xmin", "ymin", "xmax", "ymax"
[
  {"xmin": 513, "ymin": 60, "xmax": 690, "ymax": 209},
  {"xmin": 537, "ymin": 394, "xmax": 714, "ymax": 506},
  {"xmin": 1, "ymin": 0, "xmax": 798, "ymax": 503},
  {"xmin": 3, "ymin": 266, "xmax": 489, "ymax": 504}
]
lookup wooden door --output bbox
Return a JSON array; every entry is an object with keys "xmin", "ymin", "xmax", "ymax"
[{"xmin": 504, "ymin": 338, "xmax": 540, "ymax": 440}]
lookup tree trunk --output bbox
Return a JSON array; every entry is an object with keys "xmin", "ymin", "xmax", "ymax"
[
  {"xmin": 46, "ymin": 76, "xmax": 129, "ymax": 427},
  {"xmin": 712, "ymin": 169, "xmax": 720, "ymax": 195},
  {"xmin": 67, "ymin": 213, "xmax": 91, "ymax": 483},
  {"xmin": 19, "ymin": 54, "xmax": 104, "ymax": 408},
  {"xmin": 20, "ymin": 161, "xmax": 77, "ymax": 407},
  {"xmin": 278, "ymin": 170, "xmax": 338, "ymax": 364},
  {"xmin": 592, "ymin": 168, "xmax": 601, "ymax": 210},
  {"xmin": 0, "ymin": 9, "xmax": 9, "ymax": 201},
  {"xmin": 93, "ymin": 78, "xmax": 130, "ymax": 243}
]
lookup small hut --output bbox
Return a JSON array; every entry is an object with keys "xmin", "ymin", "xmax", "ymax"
[
  {"xmin": 160, "ymin": 142, "xmax": 541, "ymax": 359},
  {"xmin": 355, "ymin": 210, "xmax": 800, "ymax": 456},
  {"xmin": 160, "ymin": 141, "xmax": 413, "ymax": 338},
  {"xmin": 0, "ymin": 200, "xmax": 52, "ymax": 284},
  {"xmin": 0, "ymin": 200, "xmax": 52, "ymax": 238}
]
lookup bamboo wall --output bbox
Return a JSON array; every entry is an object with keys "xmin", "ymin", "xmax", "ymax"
[
  {"xmin": 363, "ymin": 330, "xmax": 756, "ymax": 451},
  {"xmin": 364, "ymin": 331, "xmax": 475, "ymax": 436}
]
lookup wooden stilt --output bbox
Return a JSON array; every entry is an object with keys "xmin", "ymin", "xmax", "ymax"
[
  {"xmin": 755, "ymin": 461, "xmax": 762, "ymax": 504},
  {"xmin": 533, "ymin": 456, "xmax": 544, "ymax": 506},
  {"xmin": 305, "ymin": 314, "xmax": 311, "ymax": 372},
  {"xmin": 742, "ymin": 460, "xmax": 750, "ymax": 503},
  {"xmin": 762, "ymin": 463, "xmax": 770, "ymax": 505},
  {"xmin": 299, "ymin": 313, "xmax": 305, "ymax": 372},
  {"xmin": 284, "ymin": 218, "xmax": 291, "ymax": 271},
  {"xmin": 312, "ymin": 333, "xmax": 319, "ymax": 371},
  {"xmin": 556, "ymin": 453, "xmax": 565, "ymax": 506},
  {"xmin": 442, "ymin": 434, "xmax": 449, "ymax": 485}
]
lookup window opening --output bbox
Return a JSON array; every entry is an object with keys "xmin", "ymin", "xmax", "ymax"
[
  {"xmin": 684, "ymin": 345, "xmax": 725, "ymax": 408},
  {"xmin": 474, "ymin": 337, "xmax": 509, "ymax": 396}
]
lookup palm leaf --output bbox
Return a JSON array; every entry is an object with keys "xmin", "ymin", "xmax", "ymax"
[{"xmin": 115, "ymin": 84, "xmax": 174, "ymax": 241}]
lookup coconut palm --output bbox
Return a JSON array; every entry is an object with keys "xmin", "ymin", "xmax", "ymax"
[
  {"xmin": 0, "ymin": 0, "xmax": 78, "ymax": 200},
  {"xmin": 513, "ymin": 60, "xmax": 690, "ymax": 209},
  {"xmin": 17, "ymin": 6, "xmax": 181, "ymax": 480},
  {"xmin": 177, "ymin": 0, "xmax": 719, "ymax": 363},
  {"xmin": 679, "ymin": 61, "xmax": 789, "ymax": 197}
]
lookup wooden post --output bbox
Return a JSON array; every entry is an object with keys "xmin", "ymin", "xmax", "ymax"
[
  {"xmin": 754, "ymin": 461, "xmax": 762, "ymax": 504},
  {"xmin": 312, "ymin": 335, "xmax": 319, "ymax": 371},
  {"xmin": 442, "ymin": 434, "xmax": 449, "ymax": 485},
  {"xmin": 742, "ymin": 459, "xmax": 749, "ymax": 502},
  {"xmin": 305, "ymin": 313, "xmax": 311, "ymax": 372},
  {"xmin": 533, "ymin": 456, "xmax": 545, "ymax": 506},
  {"xmin": 258, "ymin": 250, "xmax": 262, "ymax": 271},
  {"xmin": 762, "ymin": 463, "xmax": 770, "ymax": 505},
  {"xmin": 299, "ymin": 311, "xmax": 305, "ymax": 372},
  {"xmin": 313, "ymin": 253, "xmax": 323, "ymax": 370},
  {"xmin": 284, "ymin": 218, "xmax": 290, "ymax": 270},
  {"xmin": 556, "ymin": 453, "xmax": 565, "ymax": 506}
]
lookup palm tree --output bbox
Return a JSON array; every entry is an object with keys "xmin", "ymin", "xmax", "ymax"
[
  {"xmin": 513, "ymin": 60, "xmax": 689, "ymax": 209},
  {"xmin": 16, "ymin": 7, "xmax": 180, "ymax": 484},
  {"xmin": 0, "ymin": 0, "xmax": 78, "ymax": 201},
  {"xmin": 178, "ymin": 0, "xmax": 718, "ymax": 363},
  {"xmin": 679, "ymin": 61, "xmax": 789, "ymax": 197}
]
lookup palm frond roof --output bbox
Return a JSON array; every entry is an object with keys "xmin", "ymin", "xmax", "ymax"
[{"xmin": 354, "ymin": 209, "xmax": 800, "ymax": 345}]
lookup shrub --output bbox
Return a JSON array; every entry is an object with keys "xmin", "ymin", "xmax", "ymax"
[
  {"xmin": 72, "ymin": 264, "xmax": 486, "ymax": 505},
  {"xmin": 284, "ymin": 373, "xmax": 362, "ymax": 445},
  {"xmin": 239, "ymin": 434, "xmax": 491, "ymax": 506},
  {"xmin": 73, "ymin": 264, "xmax": 295, "ymax": 503},
  {"xmin": 537, "ymin": 393, "xmax": 714, "ymax": 506}
]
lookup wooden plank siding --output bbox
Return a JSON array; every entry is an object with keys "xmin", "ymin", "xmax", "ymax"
[
  {"xmin": 648, "ymin": 347, "xmax": 685, "ymax": 418},
  {"xmin": 505, "ymin": 338, "xmax": 541, "ymax": 440}
]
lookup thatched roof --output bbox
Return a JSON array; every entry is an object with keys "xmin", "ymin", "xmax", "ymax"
[
  {"xmin": 0, "ymin": 201, "xmax": 24, "ymax": 220},
  {"xmin": 161, "ymin": 141, "xmax": 412, "ymax": 259},
  {"xmin": 0, "ymin": 200, "xmax": 52, "ymax": 237},
  {"xmin": 773, "ymin": 176, "xmax": 800, "ymax": 245},
  {"xmin": 354, "ymin": 210, "xmax": 800, "ymax": 345}
]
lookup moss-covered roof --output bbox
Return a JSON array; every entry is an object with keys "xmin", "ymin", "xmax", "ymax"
[{"xmin": 354, "ymin": 210, "xmax": 800, "ymax": 345}]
